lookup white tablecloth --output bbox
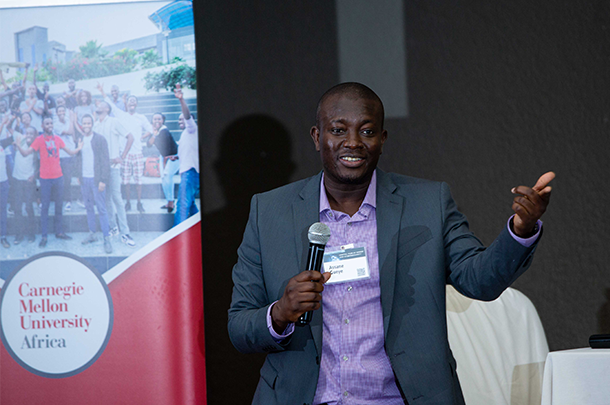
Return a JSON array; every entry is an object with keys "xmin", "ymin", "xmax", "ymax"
[{"xmin": 541, "ymin": 348, "xmax": 610, "ymax": 405}]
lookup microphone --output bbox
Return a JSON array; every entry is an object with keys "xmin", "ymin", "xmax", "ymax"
[{"xmin": 296, "ymin": 222, "xmax": 331, "ymax": 327}]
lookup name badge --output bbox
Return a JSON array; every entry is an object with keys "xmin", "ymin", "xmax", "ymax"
[{"xmin": 322, "ymin": 246, "xmax": 370, "ymax": 284}]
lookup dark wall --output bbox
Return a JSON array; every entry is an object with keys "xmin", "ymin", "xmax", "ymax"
[{"xmin": 197, "ymin": 1, "xmax": 610, "ymax": 402}]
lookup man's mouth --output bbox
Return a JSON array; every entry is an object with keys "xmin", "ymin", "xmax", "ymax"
[{"xmin": 339, "ymin": 155, "xmax": 365, "ymax": 167}]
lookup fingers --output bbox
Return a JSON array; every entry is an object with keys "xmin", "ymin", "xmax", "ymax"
[
  {"xmin": 512, "ymin": 193, "xmax": 536, "ymax": 214},
  {"xmin": 276, "ymin": 271, "xmax": 330, "ymax": 323},
  {"xmin": 532, "ymin": 171, "xmax": 556, "ymax": 192},
  {"xmin": 294, "ymin": 270, "xmax": 326, "ymax": 283},
  {"xmin": 538, "ymin": 185, "xmax": 552, "ymax": 197}
]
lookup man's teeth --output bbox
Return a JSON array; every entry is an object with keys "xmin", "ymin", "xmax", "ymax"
[{"xmin": 341, "ymin": 157, "xmax": 362, "ymax": 162}]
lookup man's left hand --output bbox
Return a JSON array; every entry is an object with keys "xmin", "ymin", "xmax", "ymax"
[{"xmin": 511, "ymin": 171, "xmax": 555, "ymax": 237}]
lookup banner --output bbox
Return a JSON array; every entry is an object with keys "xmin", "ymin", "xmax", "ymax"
[{"xmin": 0, "ymin": 1, "xmax": 205, "ymax": 403}]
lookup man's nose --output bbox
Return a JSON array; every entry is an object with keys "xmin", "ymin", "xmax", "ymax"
[{"xmin": 343, "ymin": 130, "xmax": 363, "ymax": 148}]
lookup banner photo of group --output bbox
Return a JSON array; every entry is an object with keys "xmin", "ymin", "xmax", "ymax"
[{"xmin": 0, "ymin": 1, "xmax": 205, "ymax": 403}]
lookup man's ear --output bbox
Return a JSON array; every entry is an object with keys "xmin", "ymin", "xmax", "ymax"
[
  {"xmin": 380, "ymin": 129, "xmax": 388, "ymax": 153},
  {"xmin": 310, "ymin": 126, "xmax": 321, "ymax": 152}
]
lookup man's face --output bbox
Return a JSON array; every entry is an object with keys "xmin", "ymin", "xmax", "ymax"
[
  {"xmin": 152, "ymin": 114, "xmax": 164, "ymax": 129},
  {"xmin": 127, "ymin": 96, "xmax": 137, "ymax": 112},
  {"xmin": 96, "ymin": 101, "xmax": 109, "ymax": 116},
  {"xmin": 111, "ymin": 87, "xmax": 119, "ymax": 100},
  {"xmin": 310, "ymin": 94, "xmax": 387, "ymax": 186},
  {"xmin": 43, "ymin": 118, "xmax": 54, "ymax": 135},
  {"xmin": 57, "ymin": 106, "xmax": 66, "ymax": 121},
  {"xmin": 81, "ymin": 117, "xmax": 93, "ymax": 135},
  {"xmin": 43, "ymin": 83, "xmax": 50, "ymax": 93},
  {"xmin": 68, "ymin": 80, "xmax": 75, "ymax": 91},
  {"xmin": 21, "ymin": 113, "xmax": 31, "ymax": 126},
  {"xmin": 28, "ymin": 85, "xmax": 37, "ymax": 98},
  {"xmin": 25, "ymin": 128, "xmax": 37, "ymax": 145},
  {"xmin": 178, "ymin": 114, "xmax": 185, "ymax": 130}
]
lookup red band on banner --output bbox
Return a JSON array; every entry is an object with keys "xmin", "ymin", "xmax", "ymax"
[{"xmin": 1, "ymin": 223, "xmax": 206, "ymax": 404}]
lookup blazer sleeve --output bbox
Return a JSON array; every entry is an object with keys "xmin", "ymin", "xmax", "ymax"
[
  {"xmin": 228, "ymin": 194, "xmax": 291, "ymax": 355},
  {"xmin": 441, "ymin": 182, "xmax": 539, "ymax": 301}
]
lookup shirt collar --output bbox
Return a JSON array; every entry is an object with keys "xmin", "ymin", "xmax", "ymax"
[{"xmin": 319, "ymin": 170, "xmax": 377, "ymax": 214}]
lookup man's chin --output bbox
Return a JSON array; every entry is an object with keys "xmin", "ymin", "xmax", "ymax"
[{"xmin": 335, "ymin": 171, "xmax": 372, "ymax": 185}]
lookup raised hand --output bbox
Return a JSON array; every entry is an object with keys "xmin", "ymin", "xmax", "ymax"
[
  {"xmin": 174, "ymin": 83, "xmax": 183, "ymax": 100},
  {"xmin": 511, "ymin": 171, "xmax": 555, "ymax": 237},
  {"xmin": 96, "ymin": 82, "xmax": 105, "ymax": 96}
]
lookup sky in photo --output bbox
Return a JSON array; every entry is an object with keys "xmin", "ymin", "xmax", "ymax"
[{"xmin": 0, "ymin": 1, "xmax": 172, "ymax": 66}]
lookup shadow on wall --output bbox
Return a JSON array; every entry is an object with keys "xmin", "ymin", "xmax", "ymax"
[
  {"xmin": 203, "ymin": 114, "xmax": 296, "ymax": 403},
  {"xmin": 598, "ymin": 288, "xmax": 610, "ymax": 334}
]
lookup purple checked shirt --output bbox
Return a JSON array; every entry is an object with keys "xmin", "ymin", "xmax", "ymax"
[{"xmin": 268, "ymin": 170, "xmax": 541, "ymax": 404}]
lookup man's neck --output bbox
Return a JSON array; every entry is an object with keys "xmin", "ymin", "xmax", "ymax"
[{"xmin": 323, "ymin": 176, "xmax": 371, "ymax": 217}]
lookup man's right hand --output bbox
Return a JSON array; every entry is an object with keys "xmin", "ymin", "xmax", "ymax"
[{"xmin": 271, "ymin": 270, "xmax": 331, "ymax": 333}]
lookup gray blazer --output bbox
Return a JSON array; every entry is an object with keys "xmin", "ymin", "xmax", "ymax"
[{"xmin": 228, "ymin": 170, "xmax": 539, "ymax": 405}]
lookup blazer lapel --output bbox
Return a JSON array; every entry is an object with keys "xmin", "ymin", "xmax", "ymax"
[
  {"xmin": 376, "ymin": 170, "xmax": 404, "ymax": 336},
  {"xmin": 292, "ymin": 172, "xmax": 323, "ymax": 355}
]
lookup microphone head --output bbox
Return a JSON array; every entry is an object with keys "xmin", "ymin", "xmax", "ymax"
[{"xmin": 308, "ymin": 222, "xmax": 331, "ymax": 246}]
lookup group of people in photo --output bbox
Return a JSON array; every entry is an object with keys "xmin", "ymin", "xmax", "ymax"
[{"xmin": 0, "ymin": 63, "xmax": 199, "ymax": 255}]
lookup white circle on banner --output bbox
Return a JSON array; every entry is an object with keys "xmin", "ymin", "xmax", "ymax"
[{"xmin": 0, "ymin": 253, "xmax": 113, "ymax": 378}]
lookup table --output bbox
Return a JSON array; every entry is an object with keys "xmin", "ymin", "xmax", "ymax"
[{"xmin": 541, "ymin": 348, "xmax": 610, "ymax": 405}]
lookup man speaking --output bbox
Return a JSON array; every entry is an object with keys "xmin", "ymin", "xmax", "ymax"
[{"xmin": 228, "ymin": 82, "xmax": 553, "ymax": 405}]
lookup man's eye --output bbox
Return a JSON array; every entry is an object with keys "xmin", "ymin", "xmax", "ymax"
[
  {"xmin": 330, "ymin": 128, "xmax": 345, "ymax": 135},
  {"xmin": 362, "ymin": 129, "xmax": 374, "ymax": 136}
]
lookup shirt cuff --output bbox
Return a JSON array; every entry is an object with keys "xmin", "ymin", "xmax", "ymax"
[
  {"xmin": 507, "ymin": 215, "xmax": 542, "ymax": 247},
  {"xmin": 267, "ymin": 301, "xmax": 295, "ymax": 343}
]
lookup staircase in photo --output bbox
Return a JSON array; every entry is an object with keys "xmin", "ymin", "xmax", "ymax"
[{"xmin": 1, "ymin": 92, "xmax": 199, "ymax": 279}]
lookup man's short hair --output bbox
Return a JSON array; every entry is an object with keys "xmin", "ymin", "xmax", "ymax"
[
  {"xmin": 111, "ymin": 85, "xmax": 119, "ymax": 91},
  {"xmin": 82, "ymin": 114, "xmax": 94, "ymax": 124},
  {"xmin": 21, "ymin": 112, "xmax": 32, "ymax": 119},
  {"xmin": 315, "ymin": 82, "xmax": 385, "ymax": 127}
]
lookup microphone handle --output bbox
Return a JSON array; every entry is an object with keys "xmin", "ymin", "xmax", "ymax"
[{"xmin": 296, "ymin": 243, "xmax": 326, "ymax": 326}]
